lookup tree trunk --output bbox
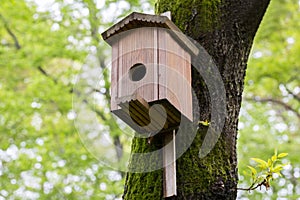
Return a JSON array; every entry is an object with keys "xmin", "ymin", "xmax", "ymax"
[{"xmin": 123, "ymin": 0, "xmax": 270, "ymax": 199}]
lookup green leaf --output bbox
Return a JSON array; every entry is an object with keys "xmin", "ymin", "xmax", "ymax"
[
  {"xmin": 198, "ymin": 120, "xmax": 210, "ymax": 126},
  {"xmin": 251, "ymin": 158, "xmax": 268, "ymax": 169},
  {"xmin": 272, "ymin": 165, "xmax": 283, "ymax": 173},
  {"xmin": 268, "ymin": 159, "xmax": 272, "ymax": 167},
  {"xmin": 278, "ymin": 153, "xmax": 288, "ymax": 158},
  {"xmin": 248, "ymin": 166, "xmax": 257, "ymax": 175},
  {"xmin": 274, "ymin": 149, "xmax": 278, "ymax": 157}
]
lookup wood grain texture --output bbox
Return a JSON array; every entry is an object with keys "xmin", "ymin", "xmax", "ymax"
[
  {"xmin": 163, "ymin": 130, "xmax": 177, "ymax": 197},
  {"xmin": 108, "ymin": 25, "xmax": 193, "ymax": 132}
]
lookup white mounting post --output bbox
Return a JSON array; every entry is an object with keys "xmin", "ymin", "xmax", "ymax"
[{"xmin": 163, "ymin": 129, "xmax": 177, "ymax": 198}]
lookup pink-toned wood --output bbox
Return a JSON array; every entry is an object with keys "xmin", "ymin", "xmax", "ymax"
[
  {"xmin": 163, "ymin": 130, "xmax": 177, "ymax": 197},
  {"xmin": 167, "ymin": 33, "xmax": 184, "ymax": 119},
  {"xmin": 158, "ymin": 29, "xmax": 167, "ymax": 100},
  {"xmin": 117, "ymin": 28, "xmax": 157, "ymax": 103},
  {"xmin": 117, "ymin": 36, "xmax": 123, "ymax": 110},
  {"xmin": 185, "ymin": 51, "xmax": 193, "ymax": 120},
  {"xmin": 102, "ymin": 12, "xmax": 199, "ymax": 56},
  {"xmin": 157, "ymin": 30, "xmax": 193, "ymax": 122},
  {"xmin": 153, "ymin": 28, "xmax": 159, "ymax": 100},
  {"xmin": 111, "ymin": 41, "xmax": 119, "ymax": 111},
  {"xmin": 110, "ymin": 25, "xmax": 193, "ymax": 132}
]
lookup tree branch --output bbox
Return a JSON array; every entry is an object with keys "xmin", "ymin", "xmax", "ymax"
[
  {"xmin": 245, "ymin": 96, "xmax": 300, "ymax": 119},
  {"xmin": 36, "ymin": 62, "xmax": 124, "ymax": 166},
  {"xmin": 0, "ymin": 13, "xmax": 21, "ymax": 50},
  {"xmin": 37, "ymin": 66, "xmax": 58, "ymax": 84},
  {"xmin": 237, "ymin": 180, "xmax": 268, "ymax": 191},
  {"xmin": 284, "ymin": 86, "xmax": 300, "ymax": 102}
]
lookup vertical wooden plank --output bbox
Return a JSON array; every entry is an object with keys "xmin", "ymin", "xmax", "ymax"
[
  {"xmin": 160, "ymin": 32, "xmax": 193, "ymax": 122},
  {"xmin": 111, "ymin": 41, "xmax": 119, "ymax": 111},
  {"xmin": 118, "ymin": 37, "xmax": 123, "ymax": 103},
  {"xmin": 166, "ymin": 33, "xmax": 172, "ymax": 106},
  {"xmin": 166, "ymin": 34, "xmax": 180, "ymax": 112},
  {"xmin": 153, "ymin": 28, "xmax": 158, "ymax": 100},
  {"xmin": 178, "ymin": 40, "xmax": 183, "ymax": 116},
  {"xmin": 122, "ymin": 32, "xmax": 128, "ymax": 98},
  {"xmin": 163, "ymin": 130, "xmax": 177, "ymax": 198},
  {"xmin": 185, "ymin": 51, "xmax": 193, "ymax": 121},
  {"xmin": 158, "ymin": 29, "xmax": 167, "ymax": 100},
  {"xmin": 117, "ymin": 28, "xmax": 156, "ymax": 103},
  {"xmin": 134, "ymin": 28, "xmax": 155, "ymax": 103}
]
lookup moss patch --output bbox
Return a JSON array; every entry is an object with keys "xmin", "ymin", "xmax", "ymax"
[
  {"xmin": 155, "ymin": 0, "xmax": 222, "ymax": 33},
  {"xmin": 123, "ymin": 137, "xmax": 163, "ymax": 199},
  {"xmin": 176, "ymin": 126, "xmax": 233, "ymax": 197}
]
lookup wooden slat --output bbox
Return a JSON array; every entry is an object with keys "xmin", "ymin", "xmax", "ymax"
[
  {"xmin": 119, "ymin": 102, "xmax": 146, "ymax": 126},
  {"xmin": 155, "ymin": 102, "xmax": 177, "ymax": 125},
  {"xmin": 163, "ymin": 130, "xmax": 177, "ymax": 197},
  {"xmin": 147, "ymin": 104, "xmax": 168, "ymax": 131},
  {"xmin": 158, "ymin": 29, "xmax": 167, "ymax": 100},
  {"xmin": 165, "ymin": 103, "xmax": 181, "ymax": 124},
  {"xmin": 118, "ymin": 101, "xmax": 152, "ymax": 133},
  {"xmin": 153, "ymin": 28, "xmax": 158, "ymax": 100},
  {"xmin": 113, "ymin": 97, "xmax": 188, "ymax": 133},
  {"xmin": 185, "ymin": 51, "xmax": 193, "ymax": 121},
  {"xmin": 111, "ymin": 41, "xmax": 119, "ymax": 111},
  {"xmin": 129, "ymin": 101, "xmax": 159, "ymax": 130},
  {"xmin": 117, "ymin": 36, "xmax": 123, "ymax": 106},
  {"xmin": 118, "ymin": 95, "xmax": 167, "ymax": 132}
]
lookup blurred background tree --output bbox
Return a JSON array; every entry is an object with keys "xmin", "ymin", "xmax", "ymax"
[
  {"xmin": 237, "ymin": 0, "xmax": 300, "ymax": 199},
  {"xmin": 0, "ymin": 0, "xmax": 298, "ymax": 199},
  {"xmin": 0, "ymin": 0, "xmax": 153, "ymax": 199}
]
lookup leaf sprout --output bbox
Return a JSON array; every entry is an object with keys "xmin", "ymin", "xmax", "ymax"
[{"xmin": 238, "ymin": 149, "xmax": 290, "ymax": 192}]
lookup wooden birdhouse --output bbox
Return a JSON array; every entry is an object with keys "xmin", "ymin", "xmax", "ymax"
[
  {"xmin": 102, "ymin": 12, "xmax": 198, "ymax": 198},
  {"xmin": 102, "ymin": 12, "xmax": 197, "ymax": 134}
]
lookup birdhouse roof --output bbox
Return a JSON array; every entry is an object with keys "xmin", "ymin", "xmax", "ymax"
[{"xmin": 101, "ymin": 12, "xmax": 198, "ymax": 55}]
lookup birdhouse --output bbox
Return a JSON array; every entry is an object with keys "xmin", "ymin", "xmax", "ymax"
[
  {"xmin": 102, "ymin": 12, "xmax": 197, "ymax": 134},
  {"xmin": 102, "ymin": 12, "xmax": 199, "ymax": 198}
]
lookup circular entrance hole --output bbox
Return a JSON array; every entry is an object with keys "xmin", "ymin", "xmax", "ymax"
[{"xmin": 129, "ymin": 63, "xmax": 146, "ymax": 82}]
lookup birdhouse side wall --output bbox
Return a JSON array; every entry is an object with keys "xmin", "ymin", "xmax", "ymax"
[{"xmin": 158, "ymin": 29, "xmax": 193, "ymax": 121}]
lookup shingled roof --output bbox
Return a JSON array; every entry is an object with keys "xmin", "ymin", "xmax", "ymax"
[
  {"xmin": 101, "ymin": 12, "xmax": 198, "ymax": 55},
  {"xmin": 101, "ymin": 12, "xmax": 182, "ymax": 41}
]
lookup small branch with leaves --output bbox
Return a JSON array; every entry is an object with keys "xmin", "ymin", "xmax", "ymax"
[{"xmin": 238, "ymin": 150, "xmax": 289, "ymax": 192}]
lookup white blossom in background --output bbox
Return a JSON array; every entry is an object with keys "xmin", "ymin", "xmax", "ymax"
[{"xmin": 31, "ymin": 112, "xmax": 43, "ymax": 131}]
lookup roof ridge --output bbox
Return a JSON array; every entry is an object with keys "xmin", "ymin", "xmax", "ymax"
[{"xmin": 101, "ymin": 12, "xmax": 171, "ymax": 41}]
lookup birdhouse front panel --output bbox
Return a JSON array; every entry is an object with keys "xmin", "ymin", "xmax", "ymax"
[
  {"xmin": 102, "ymin": 12, "xmax": 196, "ymax": 133},
  {"xmin": 115, "ymin": 28, "xmax": 158, "ymax": 106}
]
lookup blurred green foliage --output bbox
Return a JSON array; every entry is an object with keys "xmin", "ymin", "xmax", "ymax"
[
  {"xmin": 238, "ymin": 0, "xmax": 300, "ymax": 199},
  {"xmin": 0, "ymin": 0, "xmax": 153, "ymax": 199}
]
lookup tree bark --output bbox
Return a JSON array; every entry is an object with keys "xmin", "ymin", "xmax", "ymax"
[{"xmin": 123, "ymin": 0, "xmax": 270, "ymax": 199}]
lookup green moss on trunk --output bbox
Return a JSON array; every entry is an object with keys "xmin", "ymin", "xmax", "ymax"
[
  {"xmin": 155, "ymin": 0, "xmax": 221, "ymax": 32},
  {"xmin": 175, "ymin": 127, "xmax": 235, "ymax": 199},
  {"xmin": 123, "ymin": 137, "xmax": 163, "ymax": 199}
]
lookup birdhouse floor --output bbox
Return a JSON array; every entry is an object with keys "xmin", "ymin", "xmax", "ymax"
[{"xmin": 113, "ymin": 96, "xmax": 185, "ymax": 134}]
